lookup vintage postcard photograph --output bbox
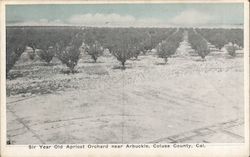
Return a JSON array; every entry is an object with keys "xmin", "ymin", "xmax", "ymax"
[{"xmin": 1, "ymin": 1, "xmax": 249, "ymax": 157}]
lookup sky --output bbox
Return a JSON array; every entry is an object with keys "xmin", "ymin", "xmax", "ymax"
[{"xmin": 6, "ymin": 3, "xmax": 244, "ymax": 28}]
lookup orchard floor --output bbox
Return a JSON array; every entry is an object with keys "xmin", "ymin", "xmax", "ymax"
[{"xmin": 6, "ymin": 41, "xmax": 245, "ymax": 144}]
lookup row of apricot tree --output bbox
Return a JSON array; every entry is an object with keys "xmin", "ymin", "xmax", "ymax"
[
  {"xmin": 188, "ymin": 29, "xmax": 210, "ymax": 60},
  {"xmin": 6, "ymin": 26, "xmax": 82, "ymax": 74},
  {"xmin": 156, "ymin": 29, "xmax": 183, "ymax": 63},
  {"xmin": 6, "ymin": 26, "xmax": 177, "ymax": 74},
  {"xmin": 196, "ymin": 28, "xmax": 243, "ymax": 57}
]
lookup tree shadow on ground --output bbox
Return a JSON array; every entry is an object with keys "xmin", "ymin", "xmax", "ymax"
[
  {"xmin": 130, "ymin": 58, "xmax": 141, "ymax": 61},
  {"xmin": 83, "ymin": 60, "xmax": 105, "ymax": 63},
  {"xmin": 112, "ymin": 65, "xmax": 132, "ymax": 70},
  {"xmin": 225, "ymin": 54, "xmax": 243, "ymax": 59},
  {"xmin": 60, "ymin": 69, "xmax": 79, "ymax": 74},
  {"xmin": 193, "ymin": 58, "xmax": 206, "ymax": 62},
  {"xmin": 6, "ymin": 69, "xmax": 32, "ymax": 80},
  {"xmin": 6, "ymin": 72, "xmax": 24, "ymax": 80},
  {"xmin": 155, "ymin": 62, "xmax": 168, "ymax": 65},
  {"xmin": 13, "ymin": 62, "xmax": 59, "ymax": 70}
]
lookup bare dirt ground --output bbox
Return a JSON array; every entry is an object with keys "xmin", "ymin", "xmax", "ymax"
[{"xmin": 6, "ymin": 38, "xmax": 244, "ymax": 144}]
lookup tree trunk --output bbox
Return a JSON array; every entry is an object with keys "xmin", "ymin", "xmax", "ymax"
[
  {"xmin": 69, "ymin": 65, "xmax": 75, "ymax": 74},
  {"xmin": 32, "ymin": 47, "xmax": 36, "ymax": 54},
  {"xmin": 201, "ymin": 56, "xmax": 206, "ymax": 61},
  {"xmin": 232, "ymin": 42, "xmax": 236, "ymax": 57},
  {"xmin": 92, "ymin": 55, "xmax": 97, "ymax": 63},
  {"xmin": 164, "ymin": 57, "xmax": 168, "ymax": 64},
  {"xmin": 121, "ymin": 61, "xmax": 125, "ymax": 69}
]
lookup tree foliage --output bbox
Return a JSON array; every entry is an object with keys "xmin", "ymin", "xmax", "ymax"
[
  {"xmin": 84, "ymin": 41, "xmax": 104, "ymax": 62},
  {"xmin": 26, "ymin": 29, "xmax": 56, "ymax": 63},
  {"xmin": 82, "ymin": 31, "xmax": 104, "ymax": 62},
  {"xmin": 156, "ymin": 29, "xmax": 183, "ymax": 63},
  {"xmin": 196, "ymin": 28, "xmax": 243, "ymax": 50},
  {"xmin": 188, "ymin": 29, "xmax": 210, "ymax": 60},
  {"xmin": 140, "ymin": 28, "xmax": 176, "ymax": 54},
  {"xmin": 6, "ymin": 28, "xmax": 28, "ymax": 74},
  {"xmin": 56, "ymin": 32, "xmax": 84, "ymax": 73},
  {"xmin": 105, "ymin": 29, "xmax": 141, "ymax": 68},
  {"xmin": 25, "ymin": 27, "xmax": 81, "ymax": 64}
]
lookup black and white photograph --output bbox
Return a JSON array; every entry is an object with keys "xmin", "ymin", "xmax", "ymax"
[{"xmin": 1, "ymin": 1, "xmax": 249, "ymax": 156}]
